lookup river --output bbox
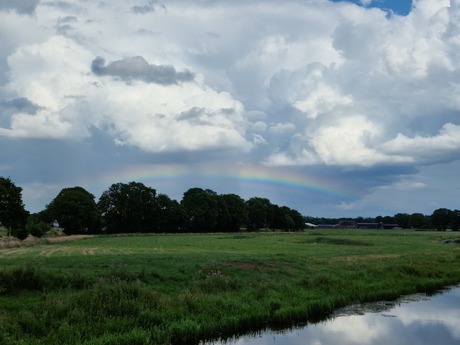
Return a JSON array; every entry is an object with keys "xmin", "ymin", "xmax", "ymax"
[{"xmin": 205, "ymin": 286, "xmax": 460, "ymax": 345}]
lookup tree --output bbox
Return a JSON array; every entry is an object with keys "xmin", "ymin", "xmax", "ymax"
[
  {"xmin": 46, "ymin": 187, "xmax": 102, "ymax": 234},
  {"xmin": 431, "ymin": 208, "xmax": 452, "ymax": 231},
  {"xmin": 269, "ymin": 205, "xmax": 305, "ymax": 231},
  {"xmin": 98, "ymin": 182, "xmax": 158, "ymax": 233},
  {"xmin": 181, "ymin": 188, "xmax": 220, "ymax": 232},
  {"xmin": 271, "ymin": 205, "xmax": 294, "ymax": 231},
  {"xmin": 394, "ymin": 213, "xmax": 410, "ymax": 228},
  {"xmin": 157, "ymin": 194, "xmax": 187, "ymax": 232},
  {"xmin": 451, "ymin": 210, "xmax": 460, "ymax": 232},
  {"xmin": 289, "ymin": 208, "xmax": 305, "ymax": 231},
  {"xmin": 382, "ymin": 215, "xmax": 395, "ymax": 224},
  {"xmin": 220, "ymin": 194, "xmax": 248, "ymax": 232},
  {"xmin": 246, "ymin": 197, "xmax": 271, "ymax": 230},
  {"xmin": 0, "ymin": 177, "xmax": 28, "ymax": 237},
  {"xmin": 409, "ymin": 213, "xmax": 426, "ymax": 229}
]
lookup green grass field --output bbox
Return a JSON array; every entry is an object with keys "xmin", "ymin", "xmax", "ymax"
[{"xmin": 1, "ymin": 230, "xmax": 460, "ymax": 344}]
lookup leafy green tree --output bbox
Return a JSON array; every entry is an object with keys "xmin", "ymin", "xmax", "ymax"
[
  {"xmin": 270, "ymin": 205, "xmax": 294, "ymax": 231},
  {"xmin": 250, "ymin": 201, "xmax": 304, "ymax": 231},
  {"xmin": 46, "ymin": 187, "xmax": 101, "ymax": 234},
  {"xmin": 98, "ymin": 182, "xmax": 158, "ymax": 233},
  {"xmin": 157, "ymin": 194, "xmax": 187, "ymax": 232},
  {"xmin": 181, "ymin": 188, "xmax": 220, "ymax": 232},
  {"xmin": 394, "ymin": 213, "xmax": 410, "ymax": 228},
  {"xmin": 289, "ymin": 208, "xmax": 305, "ymax": 230},
  {"xmin": 431, "ymin": 208, "xmax": 452, "ymax": 231},
  {"xmin": 409, "ymin": 213, "xmax": 427, "ymax": 229},
  {"xmin": 451, "ymin": 210, "xmax": 460, "ymax": 232},
  {"xmin": 246, "ymin": 197, "xmax": 271, "ymax": 231},
  {"xmin": 382, "ymin": 215, "xmax": 395, "ymax": 224},
  {"xmin": 220, "ymin": 194, "xmax": 248, "ymax": 232},
  {"xmin": 0, "ymin": 177, "xmax": 28, "ymax": 237}
]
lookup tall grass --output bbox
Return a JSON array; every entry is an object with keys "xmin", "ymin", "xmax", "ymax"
[{"xmin": 0, "ymin": 230, "xmax": 460, "ymax": 344}]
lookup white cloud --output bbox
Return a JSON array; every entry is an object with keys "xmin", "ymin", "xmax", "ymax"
[
  {"xmin": 258, "ymin": 0, "xmax": 460, "ymax": 169},
  {"xmin": 1, "ymin": 35, "xmax": 96, "ymax": 139},
  {"xmin": 360, "ymin": 0, "xmax": 373, "ymax": 6},
  {"xmin": 267, "ymin": 122, "xmax": 296, "ymax": 134},
  {"xmin": 99, "ymin": 79, "xmax": 252, "ymax": 152},
  {"xmin": 293, "ymin": 84, "xmax": 353, "ymax": 119},
  {"xmin": 412, "ymin": 0, "xmax": 451, "ymax": 19},
  {"xmin": 264, "ymin": 148, "xmax": 318, "ymax": 166},
  {"xmin": 382, "ymin": 123, "xmax": 460, "ymax": 163},
  {"xmin": 309, "ymin": 116, "xmax": 411, "ymax": 166},
  {"xmin": 0, "ymin": 33, "xmax": 252, "ymax": 152},
  {"xmin": 387, "ymin": 181, "xmax": 427, "ymax": 191}
]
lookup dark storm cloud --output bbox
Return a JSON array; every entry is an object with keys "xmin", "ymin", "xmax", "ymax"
[
  {"xmin": 91, "ymin": 56, "xmax": 194, "ymax": 85},
  {"xmin": 1, "ymin": 98, "xmax": 44, "ymax": 114},
  {"xmin": 0, "ymin": 0, "xmax": 39, "ymax": 15}
]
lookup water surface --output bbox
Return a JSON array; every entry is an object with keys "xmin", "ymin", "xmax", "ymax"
[{"xmin": 207, "ymin": 286, "xmax": 460, "ymax": 345}]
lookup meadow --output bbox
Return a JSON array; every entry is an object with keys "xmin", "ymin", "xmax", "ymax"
[{"xmin": 1, "ymin": 230, "xmax": 460, "ymax": 344}]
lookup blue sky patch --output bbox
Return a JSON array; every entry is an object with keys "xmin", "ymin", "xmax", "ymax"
[{"xmin": 332, "ymin": 0, "xmax": 412, "ymax": 15}]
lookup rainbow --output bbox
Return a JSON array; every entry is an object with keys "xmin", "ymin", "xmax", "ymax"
[{"xmin": 81, "ymin": 163, "xmax": 355, "ymax": 200}]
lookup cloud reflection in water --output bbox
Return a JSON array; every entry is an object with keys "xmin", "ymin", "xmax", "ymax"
[{"xmin": 208, "ymin": 287, "xmax": 460, "ymax": 345}]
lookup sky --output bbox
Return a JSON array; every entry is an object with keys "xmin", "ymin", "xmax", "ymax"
[{"xmin": 1, "ymin": 0, "xmax": 459, "ymax": 218}]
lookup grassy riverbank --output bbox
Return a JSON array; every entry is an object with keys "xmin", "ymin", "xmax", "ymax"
[{"xmin": 1, "ymin": 230, "xmax": 460, "ymax": 344}]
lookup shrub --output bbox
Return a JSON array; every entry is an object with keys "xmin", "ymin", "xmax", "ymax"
[
  {"xmin": 26, "ymin": 221, "xmax": 50, "ymax": 238},
  {"xmin": 16, "ymin": 227, "xmax": 29, "ymax": 240}
]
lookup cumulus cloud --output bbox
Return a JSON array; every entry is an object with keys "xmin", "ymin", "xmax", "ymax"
[
  {"xmin": 269, "ymin": 64, "xmax": 353, "ymax": 119},
  {"xmin": 91, "ymin": 56, "xmax": 194, "ymax": 85},
  {"xmin": 382, "ymin": 123, "xmax": 460, "ymax": 163},
  {"xmin": 98, "ymin": 80, "xmax": 252, "ymax": 153},
  {"xmin": 0, "ymin": 34, "xmax": 250, "ymax": 152},
  {"xmin": 258, "ymin": 0, "xmax": 460, "ymax": 169}
]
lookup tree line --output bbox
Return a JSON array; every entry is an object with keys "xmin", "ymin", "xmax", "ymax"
[
  {"xmin": 0, "ymin": 177, "xmax": 305, "ymax": 237},
  {"xmin": 305, "ymin": 208, "xmax": 460, "ymax": 231},
  {"xmin": 1, "ymin": 176, "xmax": 459, "ymax": 238}
]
